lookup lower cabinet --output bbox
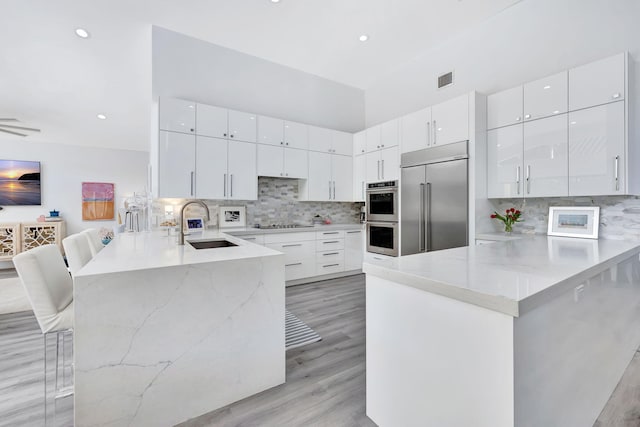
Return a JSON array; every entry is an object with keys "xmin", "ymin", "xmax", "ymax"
[{"xmin": 345, "ymin": 229, "xmax": 365, "ymax": 271}]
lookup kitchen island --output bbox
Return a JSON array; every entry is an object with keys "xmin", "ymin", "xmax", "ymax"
[
  {"xmin": 73, "ymin": 230, "xmax": 285, "ymax": 426},
  {"xmin": 364, "ymin": 236, "xmax": 640, "ymax": 427}
]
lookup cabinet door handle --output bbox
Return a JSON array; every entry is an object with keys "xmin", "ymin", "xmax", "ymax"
[
  {"xmin": 323, "ymin": 252, "xmax": 340, "ymax": 256},
  {"xmin": 190, "ymin": 171, "xmax": 195, "ymax": 196},
  {"xmin": 362, "ymin": 181, "xmax": 365, "ymax": 200},
  {"xmin": 333, "ymin": 181, "xmax": 336, "ymax": 200},
  {"xmin": 224, "ymin": 133, "xmax": 227, "ymax": 137},
  {"xmin": 286, "ymin": 262, "xmax": 302, "ymax": 267},
  {"xmin": 516, "ymin": 166, "xmax": 521, "ymax": 195},
  {"xmin": 526, "ymin": 165, "xmax": 531, "ymax": 194},
  {"xmin": 329, "ymin": 181, "xmax": 332, "ymax": 199},
  {"xmin": 377, "ymin": 160, "xmax": 381, "ymax": 180},
  {"xmin": 230, "ymin": 134, "xmax": 234, "ymax": 138},
  {"xmin": 516, "ymin": 116, "xmax": 522, "ymax": 122},
  {"xmin": 426, "ymin": 121, "xmax": 431, "ymax": 146},
  {"xmin": 280, "ymin": 141, "xmax": 284, "ymax": 145},
  {"xmin": 323, "ymin": 232, "xmax": 340, "ymax": 235},
  {"xmin": 244, "ymin": 237, "xmax": 256, "ymax": 240},
  {"xmin": 433, "ymin": 120, "xmax": 437, "ymax": 145},
  {"xmin": 381, "ymin": 159, "xmax": 385, "ymax": 179},
  {"xmin": 224, "ymin": 174, "xmax": 227, "ymax": 197},
  {"xmin": 347, "ymin": 230, "xmax": 361, "ymax": 234},
  {"xmin": 230, "ymin": 174, "xmax": 233, "ymax": 197},
  {"xmin": 615, "ymin": 155, "xmax": 620, "ymax": 191},
  {"xmin": 323, "ymin": 241, "xmax": 340, "ymax": 244},
  {"xmin": 322, "ymin": 264, "xmax": 340, "ymax": 268},
  {"xmin": 282, "ymin": 244, "xmax": 302, "ymax": 247}
]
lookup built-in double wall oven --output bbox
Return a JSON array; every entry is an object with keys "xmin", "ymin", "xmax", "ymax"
[{"xmin": 366, "ymin": 181, "xmax": 399, "ymax": 257}]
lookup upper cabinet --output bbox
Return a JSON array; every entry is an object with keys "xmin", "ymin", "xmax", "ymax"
[
  {"xmin": 380, "ymin": 120, "xmax": 400, "ymax": 150},
  {"xmin": 308, "ymin": 126, "xmax": 333, "ymax": 153},
  {"xmin": 401, "ymin": 107, "xmax": 432, "ymax": 153},
  {"xmin": 227, "ymin": 110, "xmax": 257, "ymax": 143},
  {"xmin": 284, "ymin": 121, "xmax": 309, "ymax": 150},
  {"xmin": 523, "ymin": 71, "xmax": 568, "ymax": 122},
  {"xmin": 158, "ymin": 131, "xmax": 197, "ymax": 198},
  {"xmin": 569, "ymin": 53, "xmax": 626, "ymax": 111},
  {"xmin": 197, "ymin": 104, "xmax": 256, "ymax": 142},
  {"xmin": 159, "ymin": 98, "xmax": 196, "ymax": 134},
  {"xmin": 332, "ymin": 131, "xmax": 353, "ymax": 156},
  {"xmin": 487, "ymin": 86, "xmax": 523, "ymax": 130},
  {"xmin": 257, "ymin": 115, "xmax": 284, "ymax": 146},
  {"xmin": 306, "ymin": 152, "xmax": 353, "ymax": 202},
  {"xmin": 523, "ymin": 115, "xmax": 568, "ymax": 198},
  {"xmin": 365, "ymin": 125, "xmax": 381, "ymax": 152},
  {"xmin": 431, "ymin": 94, "xmax": 469, "ymax": 146},
  {"xmin": 353, "ymin": 131, "xmax": 366, "ymax": 156}
]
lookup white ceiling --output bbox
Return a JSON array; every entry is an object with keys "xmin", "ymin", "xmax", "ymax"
[{"xmin": 0, "ymin": 0, "xmax": 522, "ymax": 151}]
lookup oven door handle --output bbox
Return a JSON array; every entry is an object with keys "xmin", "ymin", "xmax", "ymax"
[
  {"xmin": 419, "ymin": 183, "xmax": 425, "ymax": 252},
  {"xmin": 426, "ymin": 182, "xmax": 432, "ymax": 252}
]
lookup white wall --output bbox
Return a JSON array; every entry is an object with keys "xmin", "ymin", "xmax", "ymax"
[
  {"xmin": 0, "ymin": 138, "xmax": 148, "ymax": 236},
  {"xmin": 365, "ymin": 0, "xmax": 640, "ymax": 127},
  {"xmin": 152, "ymin": 26, "xmax": 365, "ymax": 133}
]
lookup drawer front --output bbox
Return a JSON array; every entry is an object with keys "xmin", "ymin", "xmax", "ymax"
[
  {"xmin": 316, "ymin": 238, "xmax": 344, "ymax": 251},
  {"xmin": 316, "ymin": 250, "xmax": 344, "ymax": 264},
  {"xmin": 316, "ymin": 261, "xmax": 345, "ymax": 276},
  {"xmin": 264, "ymin": 231, "xmax": 316, "ymax": 244},
  {"xmin": 315, "ymin": 230, "xmax": 345, "ymax": 239},
  {"xmin": 266, "ymin": 240, "xmax": 316, "ymax": 263},
  {"xmin": 238, "ymin": 234, "xmax": 265, "ymax": 245},
  {"xmin": 285, "ymin": 258, "xmax": 316, "ymax": 281}
]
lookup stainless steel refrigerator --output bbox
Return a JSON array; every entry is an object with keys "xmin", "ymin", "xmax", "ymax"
[{"xmin": 400, "ymin": 140, "xmax": 468, "ymax": 256}]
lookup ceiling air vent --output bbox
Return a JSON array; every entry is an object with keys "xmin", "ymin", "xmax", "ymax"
[{"xmin": 437, "ymin": 71, "xmax": 454, "ymax": 89}]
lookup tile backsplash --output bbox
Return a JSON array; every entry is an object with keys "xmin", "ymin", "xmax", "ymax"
[
  {"xmin": 154, "ymin": 177, "xmax": 363, "ymax": 227},
  {"xmin": 486, "ymin": 196, "xmax": 640, "ymax": 241}
]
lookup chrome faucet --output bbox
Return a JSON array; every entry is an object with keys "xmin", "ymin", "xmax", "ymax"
[{"xmin": 178, "ymin": 200, "xmax": 211, "ymax": 245}]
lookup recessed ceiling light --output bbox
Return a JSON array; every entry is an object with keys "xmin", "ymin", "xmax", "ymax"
[
  {"xmin": 359, "ymin": 34, "xmax": 369, "ymax": 42},
  {"xmin": 97, "ymin": 114, "xmax": 107, "ymax": 120},
  {"xmin": 75, "ymin": 28, "xmax": 90, "ymax": 39}
]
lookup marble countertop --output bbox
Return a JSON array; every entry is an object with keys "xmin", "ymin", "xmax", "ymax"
[
  {"xmin": 224, "ymin": 223, "xmax": 363, "ymax": 236},
  {"xmin": 75, "ymin": 230, "xmax": 283, "ymax": 277},
  {"xmin": 363, "ymin": 236, "xmax": 640, "ymax": 317}
]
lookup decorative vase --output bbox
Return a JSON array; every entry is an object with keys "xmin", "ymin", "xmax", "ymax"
[
  {"xmin": 102, "ymin": 237, "xmax": 112, "ymax": 245},
  {"xmin": 504, "ymin": 224, "xmax": 513, "ymax": 234}
]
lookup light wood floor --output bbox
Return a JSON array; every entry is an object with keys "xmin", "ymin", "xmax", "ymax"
[{"xmin": 1, "ymin": 271, "xmax": 640, "ymax": 426}]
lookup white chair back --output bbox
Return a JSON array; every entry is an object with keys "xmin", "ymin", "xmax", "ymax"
[
  {"xmin": 62, "ymin": 233, "xmax": 93, "ymax": 276},
  {"xmin": 81, "ymin": 228, "xmax": 103, "ymax": 257},
  {"xmin": 13, "ymin": 245, "xmax": 73, "ymax": 334}
]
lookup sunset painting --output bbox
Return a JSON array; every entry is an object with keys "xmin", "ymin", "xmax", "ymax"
[
  {"xmin": 82, "ymin": 182, "xmax": 115, "ymax": 220},
  {"xmin": 0, "ymin": 159, "xmax": 41, "ymax": 205}
]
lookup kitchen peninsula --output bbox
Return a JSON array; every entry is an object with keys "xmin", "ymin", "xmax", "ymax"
[
  {"xmin": 364, "ymin": 236, "xmax": 640, "ymax": 427},
  {"xmin": 73, "ymin": 231, "xmax": 285, "ymax": 426}
]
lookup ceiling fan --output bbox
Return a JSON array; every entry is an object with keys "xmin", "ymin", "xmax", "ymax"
[{"xmin": 0, "ymin": 118, "xmax": 41, "ymax": 137}]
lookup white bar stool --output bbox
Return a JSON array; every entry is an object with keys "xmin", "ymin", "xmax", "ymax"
[
  {"xmin": 81, "ymin": 228, "xmax": 104, "ymax": 257},
  {"xmin": 13, "ymin": 244, "xmax": 74, "ymax": 426},
  {"xmin": 62, "ymin": 233, "xmax": 94, "ymax": 276}
]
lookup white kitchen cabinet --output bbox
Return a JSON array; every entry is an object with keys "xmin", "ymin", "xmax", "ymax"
[
  {"xmin": 257, "ymin": 144, "xmax": 284, "ymax": 177},
  {"xmin": 354, "ymin": 131, "xmax": 367, "ymax": 155},
  {"xmin": 487, "ymin": 86, "xmax": 523, "ymax": 130},
  {"xmin": 308, "ymin": 126, "xmax": 333, "ymax": 153},
  {"xmin": 380, "ymin": 119, "xmax": 400, "ymax": 149},
  {"xmin": 344, "ymin": 229, "xmax": 364, "ymax": 271},
  {"xmin": 487, "ymin": 125, "xmax": 524, "ymax": 198},
  {"xmin": 284, "ymin": 121, "xmax": 308, "ymax": 149},
  {"xmin": 366, "ymin": 125, "xmax": 382, "ymax": 152},
  {"xmin": 158, "ymin": 131, "xmax": 196, "ymax": 198},
  {"xmin": 569, "ymin": 53, "xmax": 626, "ymax": 111},
  {"xmin": 523, "ymin": 115, "xmax": 568, "ymax": 197},
  {"xmin": 431, "ymin": 93, "xmax": 469, "ymax": 146},
  {"xmin": 332, "ymin": 130, "xmax": 353, "ymax": 156},
  {"xmin": 333, "ymin": 155, "xmax": 354, "ymax": 201},
  {"xmin": 284, "ymin": 148, "xmax": 308, "ymax": 179},
  {"xmin": 257, "ymin": 115, "xmax": 284, "ymax": 146},
  {"xmin": 401, "ymin": 107, "xmax": 431, "ymax": 153},
  {"xmin": 160, "ymin": 98, "xmax": 196, "ymax": 134},
  {"xmin": 523, "ymin": 71, "xmax": 568, "ymax": 122},
  {"xmin": 307, "ymin": 151, "xmax": 332, "ymax": 200},
  {"xmin": 228, "ymin": 110, "xmax": 257, "ymax": 143},
  {"xmin": 227, "ymin": 140, "xmax": 257, "ymax": 200},
  {"xmin": 569, "ymin": 101, "xmax": 625, "ymax": 196},
  {"xmin": 196, "ymin": 103, "xmax": 228, "ymax": 139},
  {"xmin": 365, "ymin": 147, "xmax": 399, "ymax": 183},
  {"xmin": 353, "ymin": 154, "xmax": 366, "ymax": 202},
  {"xmin": 195, "ymin": 136, "xmax": 227, "ymax": 199},
  {"xmin": 307, "ymin": 152, "xmax": 353, "ymax": 201}
]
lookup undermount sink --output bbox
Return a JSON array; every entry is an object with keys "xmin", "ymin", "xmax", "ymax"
[{"xmin": 188, "ymin": 239, "xmax": 238, "ymax": 249}]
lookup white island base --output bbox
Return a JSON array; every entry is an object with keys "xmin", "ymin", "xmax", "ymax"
[
  {"xmin": 365, "ymin": 237, "xmax": 640, "ymax": 427},
  {"xmin": 73, "ymin": 232, "xmax": 285, "ymax": 426}
]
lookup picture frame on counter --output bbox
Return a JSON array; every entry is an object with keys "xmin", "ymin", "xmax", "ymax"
[
  {"xmin": 547, "ymin": 206, "xmax": 600, "ymax": 239},
  {"xmin": 218, "ymin": 206, "xmax": 247, "ymax": 228}
]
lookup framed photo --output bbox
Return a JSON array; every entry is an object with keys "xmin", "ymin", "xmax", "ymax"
[
  {"xmin": 186, "ymin": 218, "xmax": 204, "ymax": 232},
  {"xmin": 218, "ymin": 206, "xmax": 246, "ymax": 228},
  {"xmin": 547, "ymin": 206, "xmax": 600, "ymax": 239},
  {"xmin": 82, "ymin": 182, "xmax": 115, "ymax": 221}
]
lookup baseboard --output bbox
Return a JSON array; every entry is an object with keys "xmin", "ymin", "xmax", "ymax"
[{"xmin": 286, "ymin": 269, "xmax": 362, "ymax": 287}]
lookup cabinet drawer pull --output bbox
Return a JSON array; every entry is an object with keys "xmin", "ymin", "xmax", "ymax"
[
  {"xmin": 323, "ymin": 241, "xmax": 340, "ymax": 244},
  {"xmin": 323, "ymin": 232, "xmax": 340, "ymax": 235},
  {"xmin": 347, "ymin": 231, "xmax": 361, "ymax": 234},
  {"xmin": 322, "ymin": 264, "xmax": 340, "ymax": 268},
  {"xmin": 244, "ymin": 237, "xmax": 256, "ymax": 240},
  {"xmin": 282, "ymin": 244, "xmax": 303, "ymax": 247},
  {"xmin": 286, "ymin": 262, "xmax": 302, "ymax": 267},
  {"xmin": 323, "ymin": 252, "xmax": 339, "ymax": 256}
]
